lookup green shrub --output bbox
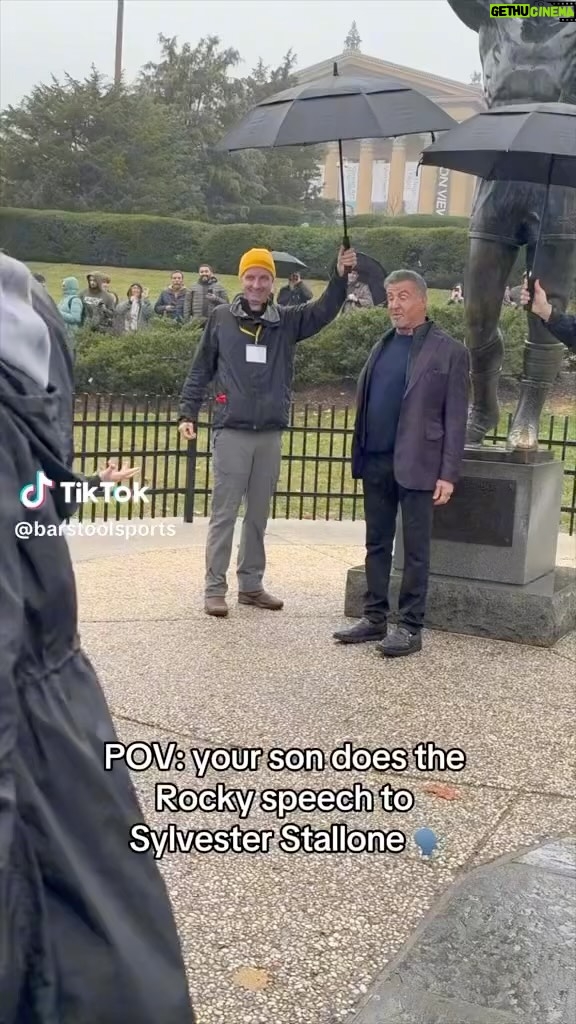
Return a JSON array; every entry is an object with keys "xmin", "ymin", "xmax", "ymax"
[
  {"xmin": 74, "ymin": 320, "xmax": 203, "ymax": 395},
  {"xmin": 0, "ymin": 208, "xmax": 211, "ymax": 270},
  {"xmin": 72, "ymin": 300, "xmax": 527, "ymax": 396},
  {"xmin": 201, "ymin": 223, "xmax": 342, "ymax": 278},
  {"xmin": 349, "ymin": 214, "xmax": 470, "ymax": 229}
]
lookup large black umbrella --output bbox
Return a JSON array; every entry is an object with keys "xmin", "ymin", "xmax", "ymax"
[
  {"xmin": 271, "ymin": 251, "xmax": 308, "ymax": 277},
  {"xmin": 420, "ymin": 102, "xmax": 576, "ymax": 187},
  {"xmin": 217, "ymin": 63, "xmax": 456, "ymax": 246},
  {"xmin": 419, "ymin": 102, "xmax": 576, "ymax": 281}
]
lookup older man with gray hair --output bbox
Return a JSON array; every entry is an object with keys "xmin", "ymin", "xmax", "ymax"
[{"xmin": 334, "ymin": 269, "xmax": 470, "ymax": 657}]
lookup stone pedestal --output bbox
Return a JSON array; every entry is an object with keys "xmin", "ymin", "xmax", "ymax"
[{"xmin": 344, "ymin": 449, "xmax": 576, "ymax": 647}]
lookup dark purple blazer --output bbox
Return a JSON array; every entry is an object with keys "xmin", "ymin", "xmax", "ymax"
[{"xmin": 351, "ymin": 319, "xmax": 470, "ymax": 490}]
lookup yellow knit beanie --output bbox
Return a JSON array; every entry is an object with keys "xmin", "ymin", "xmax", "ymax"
[{"xmin": 238, "ymin": 248, "xmax": 276, "ymax": 279}]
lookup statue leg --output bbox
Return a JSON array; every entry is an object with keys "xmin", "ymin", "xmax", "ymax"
[
  {"xmin": 507, "ymin": 238, "xmax": 576, "ymax": 450},
  {"xmin": 463, "ymin": 237, "xmax": 518, "ymax": 446}
]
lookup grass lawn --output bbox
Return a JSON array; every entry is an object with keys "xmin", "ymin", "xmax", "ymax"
[
  {"xmin": 28, "ymin": 261, "xmax": 448, "ymax": 306},
  {"xmin": 73, "ymin": 402, "xmax": 576, "ymax": 533}
]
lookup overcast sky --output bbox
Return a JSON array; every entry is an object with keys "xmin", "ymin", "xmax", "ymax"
[{"xmin": 0, "ymin": 0, "xmax": 480, "ymax": 109}]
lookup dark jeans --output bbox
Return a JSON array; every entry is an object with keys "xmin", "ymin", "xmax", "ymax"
[{"xmin": 362, "ymin": 454, "xmax": 434, "ymax": 632}]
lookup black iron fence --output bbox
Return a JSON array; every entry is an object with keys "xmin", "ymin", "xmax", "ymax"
[{"xmin": 72, "ymin": 394, "xmax": 576, "ymax": 534}]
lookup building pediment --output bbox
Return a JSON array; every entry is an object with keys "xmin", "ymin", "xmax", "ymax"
[{"xmin": 296, "ymin": 51, "xmax": 483, "ymax": 108}]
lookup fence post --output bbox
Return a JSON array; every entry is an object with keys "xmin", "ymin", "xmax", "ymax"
[{"xmin": 183, "ymin": 437, "xmax": 197, "ymax": 523}]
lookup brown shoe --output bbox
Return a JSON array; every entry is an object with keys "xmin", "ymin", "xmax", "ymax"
[
  {"xmin": 204, "ymin": 596, "xmax": 228, "ymax": 617},
  {"xmin": 238, "ymin": 590, "xmax": 284, "ymax": 611}
]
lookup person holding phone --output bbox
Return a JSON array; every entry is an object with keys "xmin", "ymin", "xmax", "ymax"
[
  {"xmin": 520, "ymin": 276, "xmax": 576, "ymax": 351},
  {"xmin": 114, "ymin": 282, "xmax": 154, "ymax": 334}
]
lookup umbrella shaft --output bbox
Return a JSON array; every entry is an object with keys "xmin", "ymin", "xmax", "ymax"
[{"xmin": 338, "ymin": 139, "xmax": 350, "ymax": 249}]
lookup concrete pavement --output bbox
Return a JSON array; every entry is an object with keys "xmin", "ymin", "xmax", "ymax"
[
  {"xmin": 69, "ymin": 520, "xmax": 576, "ymax": 1023},
  {"xmin": 353, "ymin": 837, "xmax": 576, "ymax": 1023}
]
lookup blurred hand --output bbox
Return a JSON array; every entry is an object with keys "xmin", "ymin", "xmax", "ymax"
[
  {"xmin": 178, "ymin": 420, "xmax": 197, "ymax": 441},
  {"xmin": 142, "ymin": 288, "xmax": 149, "ymax": 299},
  {"xmin": 433, "ymin": 479, "xmax": 454, "ymax": 506},
  {"xmin": 337, "ymin": 246, "xmax": 357, "ymax": 277},
  {"xmin": 99, "ymin": 459, "xmax": 139, "ymax": 484},
  {"xmin": 521, "ymin": 278, "xmax": 552, "ymax": 321}
]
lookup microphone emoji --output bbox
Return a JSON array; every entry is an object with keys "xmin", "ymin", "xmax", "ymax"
[{"xmin": 414, "ymin": 827, "xmax": 438, "ymax": 859}]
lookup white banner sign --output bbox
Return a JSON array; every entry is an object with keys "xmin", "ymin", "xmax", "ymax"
[
  {"xmin": 338, "ymin": 160, "xmax": 359, "ymax": 209},
  {"xmin": 403, "ymin": 161, "xmax": 421, "ymax": 215},
  {"xmin": 371, "ymin": 160, "xmax": 390, "ymax": 205}
]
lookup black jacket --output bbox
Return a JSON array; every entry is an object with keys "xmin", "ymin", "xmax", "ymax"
[
  {"xmin": 544, "ymin": 310, "xmax": 576, "ymax": 351},
  {"xmin": 0, "ymin": 359, "xmax": 195, "ymax": 1023},
  {"xmin": 179, "ymin": 272, "xmax": 347, "ymax": 430},
  {"xmin": 277, "ymin": 282, "xmax": 314, "ymax": 307}
]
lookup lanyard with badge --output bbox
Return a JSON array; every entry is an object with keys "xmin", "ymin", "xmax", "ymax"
[{"xmin": 240, "ymin": 324, "xmax": 267, "ymax": 364}]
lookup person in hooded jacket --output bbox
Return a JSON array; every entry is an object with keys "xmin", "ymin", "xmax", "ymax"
[
  {"xmin": 0, "ymin": 253, "xmax": 196, "ymax": 1024},
  {"xmin": 81, "ymin": 271, "xmax": 116, "ymax": 332},
  {"xmin": 57, "ymin": 276, "xmax": 85, "ymax": 341}
]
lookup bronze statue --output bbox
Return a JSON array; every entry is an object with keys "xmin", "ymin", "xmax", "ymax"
[{"xmin": 447, "ymin": 1, "xmax": 576, "ymax": 449}]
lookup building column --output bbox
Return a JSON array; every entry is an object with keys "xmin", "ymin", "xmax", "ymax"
[
  {"xmin": 356, "ymin": 142, "xmax": 374, "ymax": 215},
  {"xmin": 449, "ymin": 171, "xmax": 471, "ymax": 216},
  {"xmin": 413, "ymin": 134, "xmax": 434, "ymax": 214},
  {"xmin": 322, "ymin": 143, "xmax": 339, "ymax": 202},
  {"xmin": 417, "ymin": 164, "xmax": 438, "ymax": 214},
  {"xmin": 388, "ymin": 138, "xmax": 406, "ymax": 215}
]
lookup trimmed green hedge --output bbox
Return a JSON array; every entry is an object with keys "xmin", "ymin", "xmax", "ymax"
[
  {"xmin": 73, "ymin": 301, "xmax": 527, "ymax": 396},
  {"xmin": 348, "ymin": 214, "xmax": 470, "ymax": 229},
  {"xmin": 1, "ymin": 207, "xmax": 528, "ymax": 289},
  {"xmin": 246, "ymin": 205, "xmax": 304, "ymax": 225},
  {"xmin": 0, "ymin": 208, "xmax": 211, "ymax": 271}
]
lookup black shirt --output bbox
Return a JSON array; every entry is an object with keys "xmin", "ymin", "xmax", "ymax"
[{"xmin": 365, "ymin": 332, "xmax": 412, "ymax": 453}]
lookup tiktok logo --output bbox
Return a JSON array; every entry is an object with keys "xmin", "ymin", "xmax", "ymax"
[{"xmin": 20, "ymin": 471, "xmax": 55, "ymax": 509}]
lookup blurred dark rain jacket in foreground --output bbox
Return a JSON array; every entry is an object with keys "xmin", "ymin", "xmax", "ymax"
[{"xmin": 0, "ymin": 254, "xmax": 196, "ymax": 1024}]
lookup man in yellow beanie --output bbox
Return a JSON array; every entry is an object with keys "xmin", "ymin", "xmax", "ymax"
[{"xmin": 178, "ymin": 243, "xmax": 356, "ymax": 617}]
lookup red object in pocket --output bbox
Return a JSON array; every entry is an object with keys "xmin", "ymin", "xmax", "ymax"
[{"xmin": 215, "ymin": 393, "xmax": 227, "ymax": 403}]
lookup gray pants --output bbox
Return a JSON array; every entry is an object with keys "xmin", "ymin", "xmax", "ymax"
[{"xmin": 205, "ymin": 428, "xmax": 282, "ymax": 597}]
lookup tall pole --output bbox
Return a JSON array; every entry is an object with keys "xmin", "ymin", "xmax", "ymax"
[{"xmin": 114, "ymin": 0, "xmax": 125, "ymax": 85}]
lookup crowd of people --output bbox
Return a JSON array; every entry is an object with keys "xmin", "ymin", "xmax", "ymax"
[{"xmin": 42, "ymin": 265, "xmax": 232, "ymax": 341}]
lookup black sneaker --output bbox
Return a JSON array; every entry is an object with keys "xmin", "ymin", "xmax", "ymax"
[
  {"xmin": 333, "ymin": 618, "xmax": 387, "ymax": 644},
  {"xmin": 376, "ymin": 626, "xmax": 422, "ymax": 657}
]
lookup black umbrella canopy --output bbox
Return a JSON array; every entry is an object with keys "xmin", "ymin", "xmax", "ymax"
[
  {"xmin": 216, "ymin": 69, "xmax": 456, "ymax": 150},
  {"xmin": 271, "ymin": 251, "xmax": 308, "ymax": 277},
  {"xmin": 420, "ymin": 103, "xmax": 576, "ymax": 188},
  {"xmin": 217, "ymin": 64, "xmax": 456, "ymax": 248}
]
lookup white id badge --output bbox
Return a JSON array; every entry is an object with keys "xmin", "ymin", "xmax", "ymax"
[{"xmin": 246, "ymin": 344, "xmax": 267, "ymax": 364}]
